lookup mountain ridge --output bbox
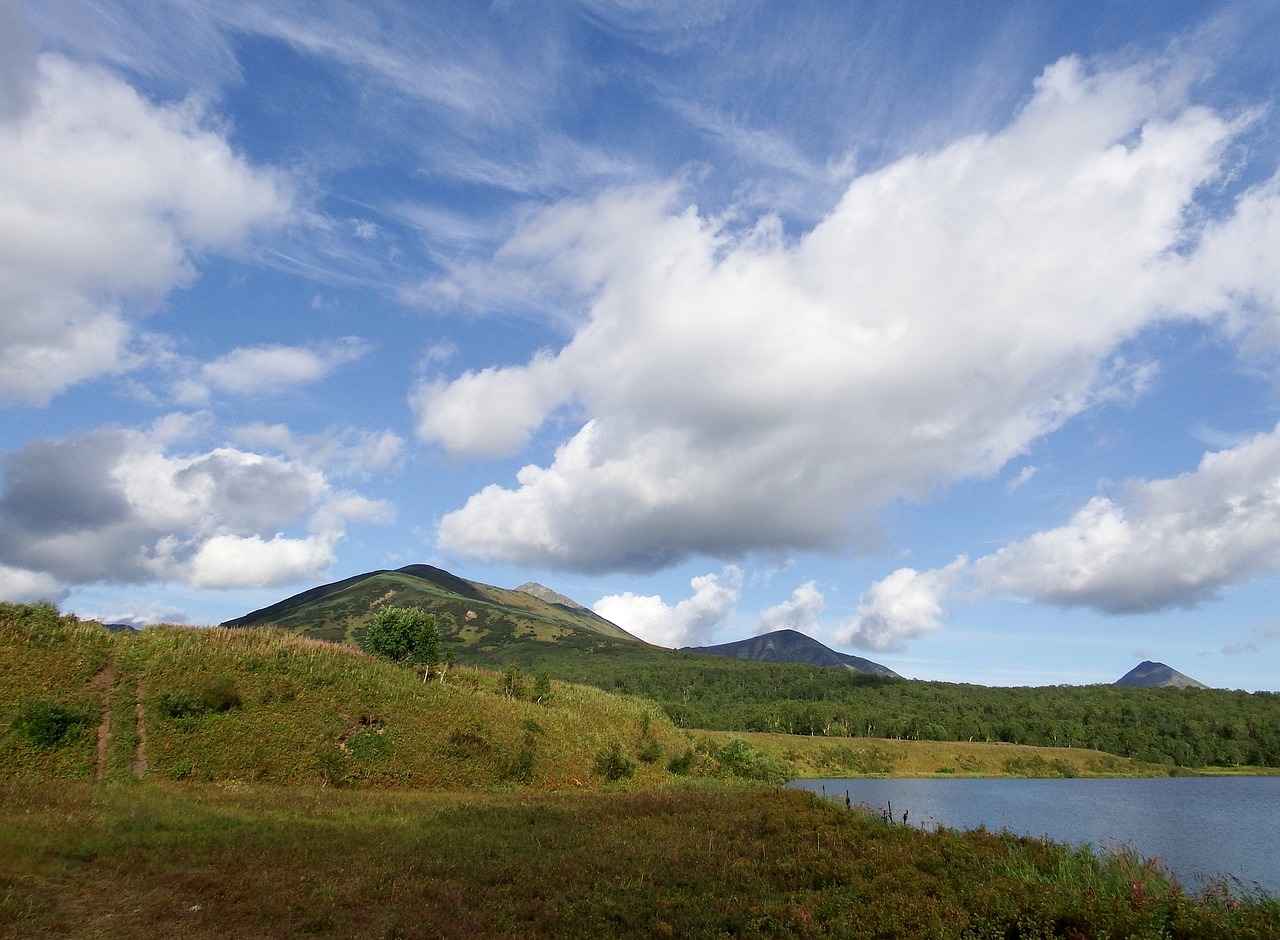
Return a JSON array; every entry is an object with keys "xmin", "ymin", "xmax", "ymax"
[{"xmin": 685, "ymin": 628, "xmax": 899, "ymax": 677}]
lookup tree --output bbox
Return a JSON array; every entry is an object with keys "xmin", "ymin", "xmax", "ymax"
[{"xmin": 361, "ymin": 606, "xmax": 440, "ymax": 681}]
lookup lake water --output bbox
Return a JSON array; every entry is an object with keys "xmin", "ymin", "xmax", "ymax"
[{"xmin": 787, "ymin": 776, "xmax": 1280, "ymax": 894}]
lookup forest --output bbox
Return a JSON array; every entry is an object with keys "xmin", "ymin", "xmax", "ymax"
[{"xmin": 525, "ymin": 651, "xmax": 1280, "ymax": 769}]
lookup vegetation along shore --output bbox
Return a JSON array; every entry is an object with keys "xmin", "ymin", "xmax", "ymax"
[{"xmin": 3, "ymin": 601, "xmax": 1278, "ymax": 938}]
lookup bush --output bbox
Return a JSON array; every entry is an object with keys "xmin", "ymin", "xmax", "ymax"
[
  {"xmin": 714, "ymin": 737, "xmax": 789, "ymax": 784},
  {"xmin": 159, "ymin": 676, "xmax": 243, "ymax": 719},
  {"xmin": 637, "ymin": 738, "xmax": 663, "ymax": 764},
  {"xmin": 361, "ymin": 606, "xmax": 440, "ymax": 677},
  {"xmin": 667, "ymin": 748, "xmax": 696, "ymax": 776},
  {"xmin": 10, "ymin": 699, "xmax": 92, "ymax": 749},
  {"xmin": 592, "ymin": 741, "xmax": 635, "ymax": 781}
]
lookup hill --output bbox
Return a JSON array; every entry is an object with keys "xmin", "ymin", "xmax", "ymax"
[
  {"xmin": 686, "ymin": 628, "xmax": 898, "ymax": 677},
  {"xmin": 1, "ymin": 600, "xmax": 683, "ymax": 789},
  {"xmin": 1116, "ymin": 660, "xmax": 1209, "ymax": 689},
  {"xmin": 224, "ymin": 564, "xmax": 642, "ymax": 662}
]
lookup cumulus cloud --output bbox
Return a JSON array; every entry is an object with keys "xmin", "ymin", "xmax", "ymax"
[
  {"xmin": 832, "ymin": 422, "xmax": 1280, "ymax": 650},
  {"xmin": 0, "ymin": 563, "xmax": 66, "ymax": 604},
  {"xmin": 972, "ymin": 423, "xmax": 1280, "ymax": 613},
  {"xmin": 754, "ymin": 580, "xmax": 825, "ymax": 636},
  {"xmin": 428, "ymin": 55, "xmax": 1276, "ymax": 573},
  {"xmin": 592, "ymin": 565, "xmax": 742, "ymax": 648},
  {"xmin": 195, "ymin": 337, "xmax": 372, "ymax": 398},
  {"xmin": 0, "ymin": 427, "xmax": 391, "ymax": 595},
  {"xmin": 835, "ymin": 560, "xmax": 967, "ymax": 652},
  {"xmin": 0, "ymin": 55, "xmax": 291, "ymax": 405}
]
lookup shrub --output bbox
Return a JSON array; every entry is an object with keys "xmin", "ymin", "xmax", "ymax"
[
  {"xmin": 637, "ymin": 738, "xmax": 663, "ymax": 764},
  {"xmin": 10, "ymin": 699, "xmax": 91, "ymax": 749},
  {"xmin": 360, "ymin": 606, "xmax": 440, "ymax": 678},
  {"xmin": 714, "ymin": 736, "xmax": 788, "ymax": 784},
  {"xmin": 592, "ymin": 741, "xmax": 635, "ymax": 781},
  {"xmin": 159, "ymin": 676, "xmax": 243, "ymax": 719},
  {"xmin": 667, "ymin": 748, "xmax": 696, "ymax": 776}
]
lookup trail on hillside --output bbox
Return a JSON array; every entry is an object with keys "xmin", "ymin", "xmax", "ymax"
[
  {"xmin": 133, "ymin": 679, "xmax": 148, "ymax": 779},
  {"xmin": 93, "ymin": 655, "xmax": 116, "ymax": 782}
]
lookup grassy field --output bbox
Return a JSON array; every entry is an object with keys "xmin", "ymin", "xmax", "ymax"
[
  {"xmin": 5, "ymin": 604, "xmax": 1279, "ymax": 937},
  {"xmin": 3, "ymin": 780, "xmax": 1278, "ymax": 940}
]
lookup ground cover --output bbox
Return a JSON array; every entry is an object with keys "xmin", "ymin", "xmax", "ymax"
[{"xmin": 2, "ymin": 781, "xmax": 1277, "ymax": 939}]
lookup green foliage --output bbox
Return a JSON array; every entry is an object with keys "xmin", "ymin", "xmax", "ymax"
[
  {"xmin": 159, "ymin": 676, "xmax": 243, "ymax": 719},
  {"xmin": 359, "ymin": 606, "xmax": 440, "ymax": 675},
  {"xmin": 705, "ymin": 735, "xmax": 789, "ymax": 783},
  {"xmin": 9, "ymin": 699, "xmax": 91, "ymax": 749},
  {"xmin": 502, "ymin": 663, "xmax": 526, "ymax": 699},
  {"xmin": 512, "ymin": 647, "xmax": 1280, "ymax": 769},
  {"xmin": 636, "ymin": 737, "xmax": 663, "ymax": 764},
  {"xmin": 1004, "ymin": 755, "xmax": 1077, "ymax": 778},
  {"xmin": 4, "ymin": 784, "xmax": 1277, "ymax": 939},
  {"xmin": 592, "ymin": 741, "xmax": 635, "ymax": 781}
]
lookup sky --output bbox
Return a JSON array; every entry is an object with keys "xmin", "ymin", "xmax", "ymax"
[{"xmin": 3, "ymin": 1, "xmax": 1280, "ymax": 690}]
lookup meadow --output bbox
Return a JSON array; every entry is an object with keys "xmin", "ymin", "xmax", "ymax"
[{"xmin": 3, "ymin": 603, "xmax": 1279, "ymax": 938}]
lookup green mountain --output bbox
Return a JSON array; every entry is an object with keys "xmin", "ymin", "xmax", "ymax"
[{"xmin": 223, "ymin": 564, "xmax": 647, "ymax": 662}]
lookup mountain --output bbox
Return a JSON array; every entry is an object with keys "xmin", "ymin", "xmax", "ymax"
[
  {"xmin": 684, "ymin": 629, "xmax": 899, "ymax": 677},
  {"xmin": 1115, "ymin": 661, "xmax": 1209, "ymax": 689},
  {"xmin": 516, "ymin": 582, "xmax": 592, "ymax": 612},
  {"xmin": 224, "ymin": 564, "xmax": 642, "ymax": 660}
]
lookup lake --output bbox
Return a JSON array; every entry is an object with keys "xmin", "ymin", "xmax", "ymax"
[{"xmin": 787, "ymin": 776, "xmax": 1280, "ymax": 894}]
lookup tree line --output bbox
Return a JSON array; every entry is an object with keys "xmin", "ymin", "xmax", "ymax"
[{"xmin": 521, "ymin": 650, "xmax": 1280, "ymax": 769}]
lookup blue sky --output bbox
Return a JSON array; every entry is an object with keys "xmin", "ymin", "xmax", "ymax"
[{"xmin": 4, "ymin": 1, "xmax": 1280, "ymax": 690}]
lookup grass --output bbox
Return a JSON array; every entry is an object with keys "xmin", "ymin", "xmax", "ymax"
[
  {"xmin": 3, "ymin": 604, "xmax": 1279, "ymax": 937},
  {"xmin": 2, "ymin": 781, "xmax": 1277, "ymax": 939},
  {"xmin": 722, "ymin": 730, "xmax": 1169, "ymax": 779}
]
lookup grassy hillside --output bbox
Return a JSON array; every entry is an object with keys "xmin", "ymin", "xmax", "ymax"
[
  {"xmin": 224, "ymin": 564, "xmax": 640, "ymax": 653},
  {"xmin": 0, "ymin": 602, "xmax": 685, "ymax": 790},
  {"xmin": 222, "ymin": 568, "xmax": 1280, "ymax": 771}
]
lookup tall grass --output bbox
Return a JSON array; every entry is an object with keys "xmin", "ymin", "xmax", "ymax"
[{"xmin": 1, "ymin": 782, "xmax": 1275, "ymax": 939}]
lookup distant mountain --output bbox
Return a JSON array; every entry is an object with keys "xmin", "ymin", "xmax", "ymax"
[
  {"xmin": 684, "ymin": 629, "xmax": 899, "ymax": 678},
  {"xmin": 224, "ymin": 564, "xmax": 641, "ymax": 659},
  {"xmin": 516, "ymin": 582, "xmax": 591, "ymax": 612},
  {"xmin": 1115, "ymin": 661, "xmax": 1209, "ymax": 689}
]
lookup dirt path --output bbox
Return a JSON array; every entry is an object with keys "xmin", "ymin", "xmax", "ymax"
[
  {"xmin": 132, "ymin": 679, "xmax": 148, "ymax": 779},
  {"xmin": 93, "ymin": 656, "xmax": 116, "ymax": 782}
]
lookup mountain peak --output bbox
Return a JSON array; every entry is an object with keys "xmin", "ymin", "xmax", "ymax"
[
  {"xmin": 1115, "ymin": 660, "xmax": 1209, "ymax": 689},
  {"xmin": 685, "ymin": 629, "xmax": 899, "ymax": 678},
  {"xmin": 515, "ymin": 582, "xmax": 590, "ymax": 612}
]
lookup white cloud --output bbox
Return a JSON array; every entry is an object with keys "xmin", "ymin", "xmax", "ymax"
[
  {"xmin": 410, "ymin": 351, "xmax": 569, "ymax": 458},
  {"xmin": 593, "ymin": 565, "xmax": 742, "ymax": 648},
  {"xmin": 829, "ymin": 422, "xmax": 1280, "ymax": 650},
  {"xmin": 429, "ymin": 56, "xmax": 1272, "ymax": 573},
  {"xmin": 0, "ymin": 55, "xmax": 291, "ymax": 405},
  {"xmin": 0, "ymin": 563, "xmax": 66, "ymax": 604},
  {"xmin": 0, "ymin": 426, "xmax": 392, "ymax": 593},
  {"xmin": 754, "ymin": 580, "xmax": 825, "ymax": 636},
  {"xmin": 230, "ymin": 423, "xmax": 405, "ymax": 476},
  {"xmin": 199, "ymin": 337, "xmax": 372, "ymax": 397},
  {"xmin": 973, "ymin": 422, "xmax": 1280, "ymax": 613},
  {"xmin": 835, "ymin": 560, "xmax": 967, "ymax": 652}
]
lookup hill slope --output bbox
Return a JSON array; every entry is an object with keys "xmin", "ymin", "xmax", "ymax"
[
  {"xmin": 1, "ymin": 601, "xmax": 683, "ymax": 789},
  {"xmin": 224, "ymin": 564, "xmax": 642, "ymax": 661},
  {"xmin": 1116, "ymin": 660, "xmax": 1209, "ymax": 689},
  {"xmin": 686, "ymin": 629, "xmax": 898, "ymax": 677}
]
